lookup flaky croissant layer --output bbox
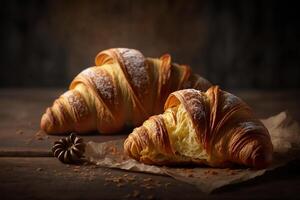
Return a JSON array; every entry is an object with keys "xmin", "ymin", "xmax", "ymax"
[
  {"xmin": 41, "ymin": 48, "xmax": 211, "ymax": 134},
  {"xmin": 124, "ymin": 86, "xmax": 273, "ymax": 169}
]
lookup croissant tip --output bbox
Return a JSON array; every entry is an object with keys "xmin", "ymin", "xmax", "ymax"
[
  {"xmin": 123, "ymin": 138, "xmax": 130, "ymax": 155},
  {"xmin": 40, "ymin": 113, "xmax": 50, "ymax": 134},
  {"xmin": 124, "ymin": 136, "xmax": 141, "ymax": 161},
  {"xmin": 40, "ymin": 108, "xmax": 57, "ymax": 135},
  {"xmin": 252, "ymin": 150, "xmax": 273, "ymax": 169}
]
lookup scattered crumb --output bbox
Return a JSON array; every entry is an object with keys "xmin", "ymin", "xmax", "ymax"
[
  {"xmin": 225, "ymin": 168, "xmax": 240, "ymax": 175},
  {"xmin": 35, "ymin": 130, "xmax": 46, "ymax": 140},
  {"xmin": 165, "ymin": 182, "xmax": 171, "ymax": 187},
  {"xmin": 132, "ymin": 190, "xmax": 140, "ymax": 198},
  {"xmin": 146, "ymin": 195, "xmax": 154, "ymax": 200},
  {"xmin": 16, "ymin": 129, "xmax": 23, "ymax": 135},
  {"xmin": 184, "ymin": 169, "xmax": 194, "ymax": 173},
  {"xmin": 211, "ymin": 171, "xmax": 218, "ymax": 175},
  {"xmin": 103, "ymin": 172, "xmax": 112, "ymax": 176},
  {"xmin": 80, "ymin": 172, "xmax": 88, "ymax": 176},
  {"xmin": 101, "ymin": 169, "xmax": 169, "ymax": 192},
  {"xmin": 73, "ymin": 168, "xmax": 80, "ymax": 172},
  {"xmin": 120, "ymin": 155, "xmax": 127, "ymax": 160},
  {"xmin": 143, "ymin": 178, "xmax": 152, "ymax": 181},
  {"xmin": 36, "ymin": 168, "xmax": 43, "ymax": 171},
  {"xmin": 230, "ymin": 171, "xmax": 237, "ymax": 175},
  {"xmin": 154, "ymin": 180, "xmax": 161, "ymax": 187},
  {"xmin": 144, "ymin": 185, "xmax": 154, "ymax": 190},
  {"xmin": 204, "ymin": 169, "xmax": 218, "ymax": 175},
  {"xmin": 116, "ymin": 183, "xmax": 124, "ymax": 187},
  {"xmin": 126, "ymin": 175, "xmax": 136, "ymax": 181}
]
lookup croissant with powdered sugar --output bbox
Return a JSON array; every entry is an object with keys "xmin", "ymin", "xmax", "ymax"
[
  {"xmin": 124, "ymin": 86, "xmax": 273, "ymax": 169},
  {"xmin": 41, "ymin": 48, "xmax": 211, "ymax": 134}
]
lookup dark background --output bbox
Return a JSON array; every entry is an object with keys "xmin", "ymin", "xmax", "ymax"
[{"xmin": 1, "ymin": 0, "xmax": 299, "ymax": 89}]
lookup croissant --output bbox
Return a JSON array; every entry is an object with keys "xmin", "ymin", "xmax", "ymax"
[
  {"xmin": 41, "ymin": 48, "xmax": 211, "ymax": 134},
  {"xmin": 124, "ymin": 86, "xmax": 273, "ymax": 169}
]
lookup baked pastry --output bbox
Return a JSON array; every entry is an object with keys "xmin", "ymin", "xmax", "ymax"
[
  {"xmin": 124, "ymin": 86, "xmax": 273, "ymax": 169},
  {"xmin": 41, "ymin": 48, "xmax": 211, "ymax": 134}
]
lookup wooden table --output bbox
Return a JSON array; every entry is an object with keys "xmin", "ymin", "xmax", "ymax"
[{"xmin": 1, "ymin": 88, "xmax": 300, "ymax": 199}]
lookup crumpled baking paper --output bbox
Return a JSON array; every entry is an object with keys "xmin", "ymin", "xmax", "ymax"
[{"xmin": 84, "ymin": 111, "xmax": 300, "ymax": 193}]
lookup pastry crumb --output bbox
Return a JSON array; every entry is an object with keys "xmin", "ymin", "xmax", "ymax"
[
  {"xmin": 146, "ymin": 195, "xmax": 154, "ymax": 200},
  {"xmin": 132, "ymin": 190, "xmax": 140, "ymax": 198},
  {"xmin": 16, "ymin": 129, "xmax": 23, "ymax": 135},
  {"xmin": 36, "ymin": 168, "xmax": 43, "ymax": 171}
]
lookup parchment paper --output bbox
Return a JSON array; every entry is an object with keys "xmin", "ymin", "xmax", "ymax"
[{"xmin": 84, "ymin": 111, "xmax": 300, "ymax": 193}]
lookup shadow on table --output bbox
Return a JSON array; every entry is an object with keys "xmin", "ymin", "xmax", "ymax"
[{"xmin": 213, "ymin": 159, "xmax": 300, "ymax": 194}]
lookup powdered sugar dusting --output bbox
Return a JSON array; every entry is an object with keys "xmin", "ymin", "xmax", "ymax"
[
  {"xmin": 238, "ymin": 121, "xmax": 265, "ymax": 131},
  {"xmin": 179, "ymin": 89, "xmax": 207, "ymax": 130},
  {"xmin": 222, "ymin": 92, "xmax": 241, "ymax": 111},
  {"xmin": 82, "ymin": 68, "xmax": 115, "ymax": 103},
  {"xmin": 66, "ymin": 91, "xmax": 89, "ymax": 119},
  {"xmin": 118, "ymin": 48, "xmax": 148, "ymax": 93},
  {"xmin": 190, "ymin": 95, "xmax": 206, "ymax": 123}
]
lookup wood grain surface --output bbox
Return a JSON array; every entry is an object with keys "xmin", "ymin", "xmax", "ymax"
[{"xmin": 0, "ymin": 88, "xmax": 299, "ymax": 199}]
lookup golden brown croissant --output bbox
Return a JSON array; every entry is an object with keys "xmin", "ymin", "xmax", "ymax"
[
  {"xmin": 124, "ymin": 86, "xmax": 273, "ymax": 169},
  {"xmin": 41, "ymin": 48, "xmax": 211, "ymax": 134}
]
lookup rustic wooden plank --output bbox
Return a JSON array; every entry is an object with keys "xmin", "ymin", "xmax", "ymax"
[
  {"xmin": 0, "ymin": 157, "xmax": 201, "ymax": 200},
  {"xmin": 1, "ymin": 89, "xmax": 300, "ymax": 199},
  {"xmin": 0, "ymin": 150, "xmax": 52, "ymax": 157},
  {"xmin": 0, "ymin": 89, "xmax": 299, "ymax": 154},
  {"xmin": 1, "ymin": 157, "xmax": 300, "ymax": 199}
]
